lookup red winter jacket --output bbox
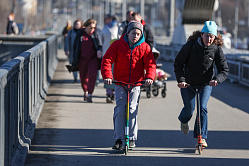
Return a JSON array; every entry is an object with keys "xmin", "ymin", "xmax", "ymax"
[{"xmin": 101, "ymin": 34, "xmax": 156, "ymax": 84}]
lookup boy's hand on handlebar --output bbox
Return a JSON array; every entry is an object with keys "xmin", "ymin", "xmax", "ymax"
[
  {"xmin": 104, "ymin": 78, "xmax": 112, "ymax": 85},
  {"xmin": 177, "ymin": 82, "xmax": 189, "ymax": 88},
  {"xmin": 209, "ymin": 80, "xmax": 218, "ymax": 87},
  {"xmin": 145, "ymin": 79, "xmax": 153, "ymax": 86}
]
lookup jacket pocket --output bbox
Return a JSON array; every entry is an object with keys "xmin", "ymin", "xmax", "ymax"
[{"xmin": 202, "ymin": 55, "xmax": 214, "ymax": 70}]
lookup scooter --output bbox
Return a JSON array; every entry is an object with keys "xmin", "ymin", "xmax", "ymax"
[
  {"xmin": 187, "ymin": 85, "xmax": 206, "ymax": 155},
  {"xmin": 112, "ymin": 80, "xmax": 145, "ymax": 155}
]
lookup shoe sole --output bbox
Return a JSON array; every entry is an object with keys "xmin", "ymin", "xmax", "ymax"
[
  {"xmin": 106, "ymin": 99, "xmax": 113, "ymax": 103},
  {"xmin": 112, "ymin": 147, "xmax": 122, "ymax": 150},
  {"xmin": 195, "ymin": 144, "xmax": 208, "ymax": 148}
]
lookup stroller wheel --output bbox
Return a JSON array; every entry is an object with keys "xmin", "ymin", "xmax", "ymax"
[
  {"xmin": 146, "ymin": 91, "xmax": 151, "ymax": 98},
  {"xmin": 161, "ymin": 90, "xmax": 166, "ymax": 98},
  {"xmin": 152, "ymin": 89, "xmax": 159, "ymax": 96}
]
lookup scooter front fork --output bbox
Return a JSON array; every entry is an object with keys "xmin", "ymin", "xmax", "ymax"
[{"xmin": 197, "ymin": 135, "xmax": 202, "ymax": 145}]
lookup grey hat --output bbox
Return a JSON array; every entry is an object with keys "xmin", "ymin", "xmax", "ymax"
[{"xmin": 127, "ymin": 21, "xmax": 143, "ymax": 34}]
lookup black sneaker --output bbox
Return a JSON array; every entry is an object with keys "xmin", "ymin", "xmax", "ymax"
[
  {"xmin": 84, "ymin": 92, "xmax": 87, "ymax": 101},
  {"xmin": 106, "ymin": 96, "xmax": 113, "ymax": 103},
  {"xmin": 87, "ymin": 96, "xmax": 92, "ymax": 103},
  {"xmin": 111, "ymin": 95, "xmax": 115, "ymax": 101},
  {"xmin": 112, "ymin": 139, "xmax": 122, "ymax": 150}
]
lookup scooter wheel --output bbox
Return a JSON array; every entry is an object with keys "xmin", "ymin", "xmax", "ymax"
[
  {"xmin": 198, "ymin": 145, "xmax": 202, "ymax": 154},
  {"xmin": 124, "ymin": 145, "xmax": 128, "ymax": 155}
]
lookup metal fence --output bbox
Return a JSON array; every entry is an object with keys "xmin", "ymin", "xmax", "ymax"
[
  {"xmin": 155, "ymin": 43, "xmax": 249, "ymax": 87},
  {"xmin": 0, "ymin": 34, "xmax": 58, "ymax": 166}
]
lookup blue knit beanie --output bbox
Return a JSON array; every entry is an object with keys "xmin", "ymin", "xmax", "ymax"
[{"xmin": 201, "ymin": 21, "xmax": 217, "ymax": 36}]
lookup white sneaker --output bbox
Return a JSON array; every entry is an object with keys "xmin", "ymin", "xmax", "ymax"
[
  {"xmin": 201, "ymin": 139, "xmax": 208, "ymax": 147},
  {"xmin": 196, "ymin": 138, "xmax": 208, "ymax": 147},
  {"xmin": 129, "ymin": 140, "xmax": 136, "ymax": 149},
  {"xmin": 181, "ymin": 123, "xmax": 189, "ymax": 134}
]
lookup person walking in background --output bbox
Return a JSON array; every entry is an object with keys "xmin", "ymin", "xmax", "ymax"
[
  {"xmin": 101, "ymin": 14, "xmax": 118, "ymax": 103},
  {"xmin": 101, "ymin": 21, "xmax": 156, "ymax": 149},
  {"xmin": 64, "ymin": 19, "xmax": 82, "ymax": 83},
  {"xmin": 73, "ymin": 19, "xmax": 102, "ymax": 103},
  {"xmin": 174, "ymin": 21, "xmax": 229, "ymax": 147},
  {"xmin": 62, "ymin": 20, "xmax": 72, "ymax": 41},
  {"xmin": 118, "ymin": 11, "xmax": 133, "ymax": 38},
  {"xmin": 6, "ymin": 14, "xmax": 19, "ymax": 35},
  {"xmin": 131, "ymin": 12, "xmax": 154, "ymax": 49}
]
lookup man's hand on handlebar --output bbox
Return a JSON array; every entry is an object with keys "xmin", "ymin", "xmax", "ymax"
[{"xmin": 104, "ymin": 78, "xmax": 112, "ymax": 85}]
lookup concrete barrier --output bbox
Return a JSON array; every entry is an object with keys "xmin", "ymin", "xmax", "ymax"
[{"xmin": 0, "ymin": 34, "xmax": 58, "ymax": 166}]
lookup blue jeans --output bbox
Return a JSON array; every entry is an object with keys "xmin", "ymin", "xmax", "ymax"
[
  {"xmin": 73, "ymin": 71, "xmax": 77, "ymax": 79},
  {"xmin": 178, "ymin": 86, "xmax": 212, "ymax": 139}
]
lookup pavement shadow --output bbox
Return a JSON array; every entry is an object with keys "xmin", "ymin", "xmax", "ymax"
[
  {"xmin": 26, "ymin": 128, "xmax": 249, "ymax": 165},
  {"xmin": 44, "ymin": 94, "xmax": 106, "ymax": 104},
  {"xmin": 30, "ymin": 128, "xmax": 249, "ymax": 150},
  {"xmin": 25, "ymin": 153, "xmax": 249, "ymax": 166}
]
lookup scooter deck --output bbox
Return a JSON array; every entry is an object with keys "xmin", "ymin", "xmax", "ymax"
[{"xmin": 112, "ymin": 147, "xmax": 134, "ymax": 151}]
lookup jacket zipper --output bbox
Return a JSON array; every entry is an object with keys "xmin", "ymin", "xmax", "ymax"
[{"xmin": 129, "ymin": 49, "xmax": 133, "ymax": 83}]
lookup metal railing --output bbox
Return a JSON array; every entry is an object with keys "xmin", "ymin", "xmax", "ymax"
[
  {"xmin": 155, "ymin": 43, "xmax": 249, "ymax": 87},
  {"xmin": 0, "ymin": 34, "xmax": 58, "ymax": 166}
]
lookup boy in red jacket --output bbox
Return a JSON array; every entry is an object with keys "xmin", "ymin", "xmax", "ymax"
[{"xmin": 101, "ymin": 21, "xmax": 156, "ymax": 150}]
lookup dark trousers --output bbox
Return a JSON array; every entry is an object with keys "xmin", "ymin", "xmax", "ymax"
[{"xmin": 78, "ymin": 57, "xmax": 99, "ymax": 94}]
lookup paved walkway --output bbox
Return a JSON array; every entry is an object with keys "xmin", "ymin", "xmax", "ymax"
[{"xmin": 25, "ymin": 50, "xmax": 249, "ymax": 166}]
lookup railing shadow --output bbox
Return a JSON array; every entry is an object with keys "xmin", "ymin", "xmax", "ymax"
[{"xmin": 26, "ymin": 128, "xmax": 249, "ymax": 165}]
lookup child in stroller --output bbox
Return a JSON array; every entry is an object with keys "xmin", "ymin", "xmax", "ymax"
[{"xmin": 141, "ymin": 47, "xmax": 167, "ymax": 98}]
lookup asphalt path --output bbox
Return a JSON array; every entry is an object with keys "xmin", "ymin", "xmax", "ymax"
[{"xmin": 25, "ymin": 50, "xmax": 249, "ymax": 166}]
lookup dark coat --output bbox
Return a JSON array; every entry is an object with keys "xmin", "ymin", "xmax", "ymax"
[
  {"xmin": 72, "ymin": 29, "xmax": 102, "ymax": 70},
  {"xmin": 174, "ymin": 39, "xmax": 229, "ymax": 86}
]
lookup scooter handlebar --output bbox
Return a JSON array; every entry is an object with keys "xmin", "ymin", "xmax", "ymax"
[{"xmin": 112, "ymin": 80, "xmax": 145, "ymax": 86}]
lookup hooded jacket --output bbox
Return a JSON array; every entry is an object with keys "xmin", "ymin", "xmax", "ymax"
[
  {"xmin": 101, "ymin": 34, "xmax": 156, "ymax": 84},
  {"xmin": 174, "ymin": 38, "xmax": 229, "ymax": 86}
]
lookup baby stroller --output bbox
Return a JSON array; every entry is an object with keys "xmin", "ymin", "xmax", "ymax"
[{"xmin": 141, "ymin": 47, "xmax": 167, "ymax": 98}]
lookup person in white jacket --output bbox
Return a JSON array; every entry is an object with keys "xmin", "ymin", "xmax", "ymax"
[{"xmin": 101, "ymin": 14, "xmax": 118, "ymax": 103}]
